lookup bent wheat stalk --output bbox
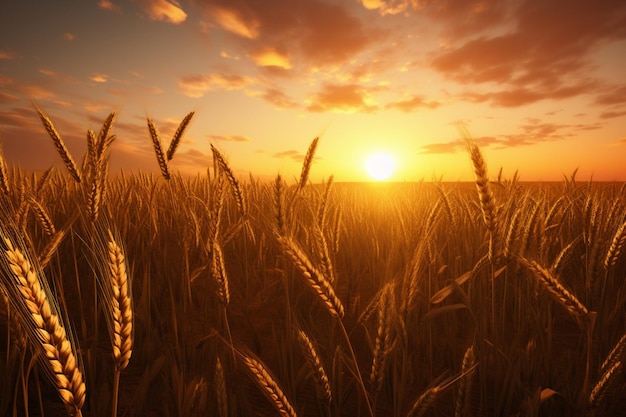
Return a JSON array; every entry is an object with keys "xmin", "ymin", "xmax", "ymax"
[{"xmin": 0, "ymin": 229, "xmax": 85, "ymax": 416}]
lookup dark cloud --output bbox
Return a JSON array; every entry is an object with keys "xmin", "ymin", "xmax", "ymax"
[{"xmin": 428, "ymin": 0, "xmax": 626, "ymax": 106}]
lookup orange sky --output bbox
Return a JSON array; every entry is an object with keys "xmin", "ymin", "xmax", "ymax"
[{"xmin": 1, "ymin": 0, "xmax": 625, "ymax": 182}]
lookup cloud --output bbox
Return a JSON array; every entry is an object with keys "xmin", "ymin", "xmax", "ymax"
[
  {"xmin": 210, "ymin": 5, "xmax": 260, "ymax": 39},
  {"xmin": 63, "ymin": 32, "xmax": 75, "ymax": 41},
  {"xmin": 192, "ymin": 0, "xmax": 379, "ymax": 68},
  {"xmin": 595, "ymin": 85, "xmax": 626, "ymax": 106},
  {"xmin": 600, "ymin": 110, "xmax": 626, "ymax": 119},
  {"xmin": 256, "ymin": 87, "xmax": 299, "ymax": 109},
  {"xmin": 249, "ymin": 47, "xmax": 291, "ymax": 69},
  {"xmin": 178, "ymin": 73, "xmax": 253, "ymax": 97},
  {"xmin": 135, "ymin": 0, "xmax": 187, "ymax": 24},
  {"xmin": 208, "ymin": 134, "xmax": 251, "ymax": 142},
  {"xmin": 273, "ymin": 150, "xmax": 305, "ymax": 161},
  {"xmin": 90, "ymin": 73, "xmax": 109, "ymax": 83},
  {"xmin": 460, "ymin": 81, "xmax": 598, "ymax": 108},
  {"xmin": 98, "ymin": 0, "xmax": 122, "ymax": 13},
  {"xmin": 0, "ymin": 51, "xmax": 15, "ymax": 60},
  {"xmin": 419, "ymin": 120, "xmax": 605, "ymax": 154},
  {"xmin": 386, "ymin": 95, "xmax": 441, "ymax": 112},
  {"xmin": 306, "ymin": 83, "xmax": 378, "ymax": 113},
  {"xmin": 427, "ymin": 0, "xmax": 626, "ymax": 106}
]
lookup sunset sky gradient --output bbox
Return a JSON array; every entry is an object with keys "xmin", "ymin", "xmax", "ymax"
[{"xmin": 1, "ymin": 0, "xmax": 625, "ymax": 182}]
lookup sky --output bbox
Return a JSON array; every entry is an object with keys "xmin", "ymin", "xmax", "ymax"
[{"xmin": 1, "ymin": 0, "xmax": 625, "ymax": 182}]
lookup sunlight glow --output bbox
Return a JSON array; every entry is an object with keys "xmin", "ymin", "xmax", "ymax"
[{"xmin": 365, "ymin": 152, "xmax": 395, "ymax": 181}]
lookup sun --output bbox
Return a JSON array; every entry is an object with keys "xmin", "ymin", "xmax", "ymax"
[{"xmin": 365, "ymin": 152, "xmax": 395, "ymax": 181}]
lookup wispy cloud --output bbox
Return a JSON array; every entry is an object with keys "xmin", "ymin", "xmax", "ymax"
[
  {"xmin": 0, "ymin": 51, "xmax": 15, "ymax": 60},
  {"xmin": 272, "ymin": 150, "xmax": 304, "ymax": 161},
  {"xmin": 90, "ymin": 73, "xmax": 109, "ymax": 83},
  {"xmin": 63, "ymin": 32, "xmax": 75, "ymax": 41},
  {"xmin": 135, "ymin": 0, "xmax": 187, "ymax": 24},
  {"xmin": 178, "ymin": 73, "xmax": 253, "ymax": 97},
  {"xmin": 386, "ymin": 95, "xmax": 441, "ymax": 112},
  {"xmin": 98, "ymin": 0, "xmax": 122, "ymax": 13},
  {"xmin": 257, "ymin": 87, "xmax": 299, "ymax": 109},
  {"xmin": 419, "ymin": 120, "xmax": 605, "ymax": 154},
  {"xmin": 208, "ymin": 134, "xmax": 251, "ymax": 142}
]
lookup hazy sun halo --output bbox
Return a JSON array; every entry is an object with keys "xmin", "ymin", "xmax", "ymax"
[{"xmin": 365, "ymin": 152, "xmax": 395, "ymax": 181}]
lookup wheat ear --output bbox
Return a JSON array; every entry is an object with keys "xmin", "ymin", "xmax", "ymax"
[
  {"xmin": 106, "ymin": 229, "xmax": 133, "ymax": 371},
  {"xmin": 465, "ymin": 138, "xmax": 497, "ymax": 233},
  {"xmin": 35, "ymin": 106, "xmax": 82, "ymax": 183},
  {"xmin": 297, "ymin": 137, "xmax": 319, "ymax": 191},
  {"xmin": 589, "ymin": 360, "xmax": 622, "ymax": 408},
  {"xmin": 215, "ymin": 358, "xmax": 228, "ymax": 417},
  {"xmin": 520, "ymin": 257, "xmax": 588, "ymax": 318},
  {"xmin": 0, "ymin": 138, "xmax": 9, "ymax": 195},
  {"xmin": 167, "ymin": 111, "xmax": 195, "ymax": 161},
  {"xmin": 276, "ymin": 235, "xmax": 344, "ymax": 318},
  {"xmin": 604, "ymin": 221, "xmax": 626, "ymax": 269},
  {"xmin": 0, "ymin": 232, "xmax": 86, "ymax": 416},
  {"xmin": 210, "ymin": 241, "xmax": 230, "ymax": 306},
  {"xmin": 147, "ymin": 118, "xmax": 170, "ymax": 180},
  {"xmin": 104, "ymin": 229, "xmax": 133, "ymax": 417},
  {"xmin": 296, "ymin": 328, "xmax": 332, "ymax": 403},
  {"xmin": 240, "ymin": 352, "xmax": 298, "ymax": 417},
  {"xmin": 211, "ymin": 144, "xmax": 246, "ymax": 217},
  {"xmin": 455, "ymin": 345, "xmax": 476, "ymax": 417}
]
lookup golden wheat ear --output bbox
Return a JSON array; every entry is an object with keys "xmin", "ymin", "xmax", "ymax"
[
  {"xmin": 147, "ymin": 117, "xmax": 170, "ymax": 180},
  {"xmin": 0, "ymin": 227, "xmax": 86, "ymax": 416},
  {"xmin": 34, "ymin": 106, "xmax": 82, "ymax": 183}
]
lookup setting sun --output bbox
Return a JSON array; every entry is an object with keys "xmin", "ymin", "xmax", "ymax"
[{"xmin": 365, "ymin": 152, "xmax": 395, "ymax": 181}]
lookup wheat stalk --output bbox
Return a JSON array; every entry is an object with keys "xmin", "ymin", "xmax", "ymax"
[
  {"xmin": 35, "ymin": 106, "xmax": 82, "ymax": 183},
  {"xmin": 0, "ymin": 231, "xmax": 86, "ymax": 416}
]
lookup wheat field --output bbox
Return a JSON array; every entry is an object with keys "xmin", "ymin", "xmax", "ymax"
[{"xmin": 1, "ymin": 111, "xmax": 625, "ymax": 417}]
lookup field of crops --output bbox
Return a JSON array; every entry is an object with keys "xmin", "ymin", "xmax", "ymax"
[{"xmin": 1, "ymin": 112, "xmax": 625, "ymax": 417}]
